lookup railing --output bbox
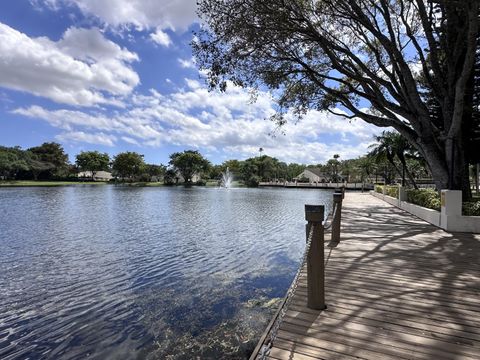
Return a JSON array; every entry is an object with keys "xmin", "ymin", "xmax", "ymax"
[
  {"xmin": 307, "ymin": 188, "xmax": 343, "ymax": 308},
  {"xmin": 253, "ymin": 188, "xmax": 344, "ymax": 360},
  {"xmin": 258, "ymin": 181, "xmax": 373, "ymax": 190}
]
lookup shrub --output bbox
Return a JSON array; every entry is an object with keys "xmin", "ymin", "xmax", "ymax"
[
  {"xmin": 385, "ymin": 186, "xmax": 399, "ymax": 198},
  {"xmin": 405, "ymin": 188, "xmax": 441, "ymax": 211},
  {"xmin": 245, "ymin": 175, "xmax": 260, "ymax": 187},
  {"xmin": 136, "ymin": 173, "xmax": 151, "ymax": 182},
  {"xmin": 375, "ymin": 185, "xmax": 383, "ymax": 194},
  {"xmin": 163, "ymin": 169, "xmax": 177, "ymax": 185},
  {"xmin": 463, "ymin": 201, "xmax": 480, "ymax": 216}
]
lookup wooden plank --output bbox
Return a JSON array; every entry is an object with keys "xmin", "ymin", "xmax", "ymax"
[
  {"xmin": 281, "ymin": 315, "xmax": 480, "ymax": 358},
  {"xmin": 276, "ymin": 327, "xmax": 418, "ymax": 360},
  {"xmin": 324, "ymin": 268, "xmax": 480, "ymax": 293},
  {"xmin": 294, "ymin": 283, "xmax": 480, "ymax": 313},
  {"xmin": 270, "ymin": 341, "xmax": 360, "ymax": 360},
  {"xmin": 289, "ymin": 296, "xmax": 480, "ymax": 333},
  {"xmin": 285, "ymin": 306, "xmax": 480, "ymax": 344},
  {"xmin": 286, "ymin": 304, "xmax": 480, "ymax": 343}
]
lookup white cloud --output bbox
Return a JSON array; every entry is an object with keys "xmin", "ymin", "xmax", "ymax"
[
  {"xmin": 59, "ymin": 27, "xmax": 138, "ymax": 63},
  {"xmin": 0, "ymin": 22, "xmax": 139, "ymax": 106},
  {"xmin": 56, "ymin": 131, "xmax": 117, "ymax": 146},
  {"xmin": 13, "ymin": 105, "xmax": 164, "ymax": 140},
  {"xmin": 13, "ymin": 79, "xmax": 381, "ymax": 163},
  {"xmin": 37, "ymin": 0, "xmax": 198, "ymax": 32},
  {"xmin": 184, "ymin": 78, "xmax": 201, "ymax": 90},
  {"xmin": 150, "ymin": 28, "xmax": 172, "ymax": 47},
  {"xmin": 121, "ymin": 136, "xmax": 140, "ymax": 145},
  {"xmin": 178, "ymin": 57, "xmax": 196, "ymax": 69}
]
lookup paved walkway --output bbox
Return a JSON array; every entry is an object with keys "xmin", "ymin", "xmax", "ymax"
[{"xmin": 254, "ymin": 192, "xmax": 480, "ymax": 360}]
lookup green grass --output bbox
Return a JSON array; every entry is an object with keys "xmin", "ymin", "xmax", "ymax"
[
  {"xmin": 205, "ymin": 180, "xmax": 246, "ymax": 187},
  {"xmin": 0, "ymin": 180, "xmax": 108, "ymax": 187},
  {"xmin": 112, "ymin": 182, "xmax": 165, "ymax": 187},
  {"xmin": 205, "ymin": 180, "xmax": 219, "ymax": 187}
]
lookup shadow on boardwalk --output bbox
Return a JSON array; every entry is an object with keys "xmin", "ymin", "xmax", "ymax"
[{"xmin": 262, "ymin": 192, "xmax": 480, "ymax": 360}]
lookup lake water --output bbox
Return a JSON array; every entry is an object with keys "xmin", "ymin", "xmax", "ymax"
[{"xmin": 0, "ymin": 186, "xmax": 332, "ymax": 359}]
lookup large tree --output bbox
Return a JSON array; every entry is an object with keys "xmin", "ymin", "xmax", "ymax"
[
  {"xmin": 28, "ymin": 142, "xmax": 69, "ymax": 179},
  {"xmin": 0, "ymin": 146, "xmax": 29, "ymax": 180},
  {"xmin": 194, "ymin": 0, "xmax": 479, "ymax": 197},
  {"xmin": 144, "ymin": 164, "xmax": 166, "ymax": 181},
  {"xmin": 112, "ymin": 152, "xmax": 145, "ymax": 181},
  {"xmin": 75, "ymin": 151, "xmax": 110, "ymax": 180},
  {"xmin": 169, "ymin": 150, "xmax": 211, "ymax": 183}
]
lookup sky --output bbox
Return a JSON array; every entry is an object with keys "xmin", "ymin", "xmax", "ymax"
[{"xmin": 0, "ymin": 0, "xmax": 381, "ymax": 166}]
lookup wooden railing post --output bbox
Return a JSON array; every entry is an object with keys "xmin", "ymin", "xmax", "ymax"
[
  {"xmin": 331, "ymin": 192, "xmax": 343, "ymax": 243},
  {"xmin": 305, "ymin": 205, "xmax": 326, "ymax": 310},
  {"xmin": 334, "ymin": 187, "xmax": 345, "ymax": 199}
]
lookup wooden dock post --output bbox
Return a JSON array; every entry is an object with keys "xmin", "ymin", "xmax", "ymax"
[
  {"xmin": 305, "ymin": 205, "xmax": 326, "ymax": 310},
  {"xmin": 334, "ymin": 187, "xmax": 345, "ymax": 199},
  {"xmin": 331, "ymin": 192, "xmax": 343, "ymax": 243}
]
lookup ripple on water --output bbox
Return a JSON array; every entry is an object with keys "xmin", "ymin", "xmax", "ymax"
[{"xmin": 0, "ymin": 186, "xmax": 332, "ymax": 359}]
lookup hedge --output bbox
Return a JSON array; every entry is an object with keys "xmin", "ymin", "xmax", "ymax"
[
  {"xmin": 463, "ymin": 201, "xmax": 480, "ymax": 216},
  {"xmin": 374, "ymin": 184, "xmax": 399, "ymax": 198},
  {"xmin": 405, "ymin": 188, "xmax": 441, "ymax": 211},
  {"xmin": 373, "ymin": 183, "xmax": 480, "ymax": 217},
  {"xmin": 385, "ymin": 186, "xmax": 399, "ymax": 198}
]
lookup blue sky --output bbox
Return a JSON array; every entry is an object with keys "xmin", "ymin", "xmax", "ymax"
[{"xmin": 0, "ymin": 0, "xmax": 380, "ymax": 165}]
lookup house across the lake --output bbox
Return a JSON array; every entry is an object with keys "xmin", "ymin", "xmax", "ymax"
[
  {"xmin": 294, "ymin": 168, "xmax": 328, "ymax": 183},
  {"xmin": 175, "ymin": 171, "xmax": 202, "ymax": 183},
  {"xmin": 78, "ymin": 171, "xmax": 113, "ymax": 181}
]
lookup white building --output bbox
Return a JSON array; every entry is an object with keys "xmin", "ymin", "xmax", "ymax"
[
  {"xmin": 78, "ymin": 171, "xmax": 113, "ymax": 181},
  {"xmin": 294, "ymin": 168, "xmax": 328, "ymax": 183},
  {"xmin": 174, "ymin": 171, "xmax": 202, "ymax": 183}
]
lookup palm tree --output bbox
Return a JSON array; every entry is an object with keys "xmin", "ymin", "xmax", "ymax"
[
  {"xmin": 369, "ymin": 131, "xmax": 419, "ymax": 188},
  {"xmin": 357, "ymin": 156, "xmax": 376, "ymax": 183},
  {"xmin": 390, "ymin": 133, "xmax": 420, "ymax": 189}
]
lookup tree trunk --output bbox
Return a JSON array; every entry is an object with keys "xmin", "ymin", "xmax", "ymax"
[
  {"xmin": 445, "ymin": 136, "xmax": 471, "ymax": 200},
  {"xmin": 415, "ymin": 134, "xmax": 471, "ymax": 199},
  {"xmin": 415, "ymin": 138, "xmax": 449, "ymax": 192},
  {"xmin": 387, "ymin": 158, "xmax": 403, "ymax": 185},
  {"xmin": 476, "ymin": 163, "xmax": 479, "ymax": 195},
  {"xmin": 400, "ymin": 158, "xmax": 419, "ymax": 189}
]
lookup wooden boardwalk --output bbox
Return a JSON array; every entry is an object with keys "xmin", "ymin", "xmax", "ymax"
[
  {"xmin": 258, "ymin": 182, "xmax": 374, "ymax": 191},
  {"xmin": 252, "ymin": 192, "xmax": 480, "ymax": 360}
]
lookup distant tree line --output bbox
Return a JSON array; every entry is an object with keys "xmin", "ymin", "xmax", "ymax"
[
  {"xmin": 0, "ymin": 143, "xmax": 165, "ymax": 183},
  {"xmin": 6, "ymin": 136, "xmax": 472, "ymax": 187},
  {"xmin": 0, "ymin": 143, "xmax": 71, "ymax": 180}
]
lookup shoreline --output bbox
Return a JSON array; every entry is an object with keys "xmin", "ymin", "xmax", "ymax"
[{"xmin": 0, "ymin": 180, "xmax": 245, "ymax": 188}]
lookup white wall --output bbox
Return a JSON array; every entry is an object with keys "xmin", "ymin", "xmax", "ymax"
[{"xmin": 370, "ymin": 190, "xmax": 480, "ymax": 233}]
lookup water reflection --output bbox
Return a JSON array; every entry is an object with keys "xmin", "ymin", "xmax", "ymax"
[{"xmin": 0, "ymin": 186, "xmax": 332, "ymax": 359}]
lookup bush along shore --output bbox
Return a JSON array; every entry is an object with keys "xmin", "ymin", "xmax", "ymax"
[{"xmin": 375, "ymin": 185, "xmax": 480, "ymax": 216}]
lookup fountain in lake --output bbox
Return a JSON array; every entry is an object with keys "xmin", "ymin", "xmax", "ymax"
[{"xmin": 220, "ymin": 167, "xmax": 233, "ymax": 188}]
